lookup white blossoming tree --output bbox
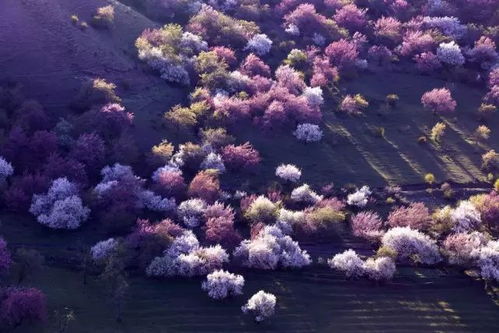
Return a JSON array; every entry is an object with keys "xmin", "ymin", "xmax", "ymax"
[
  {"xmin": 0, "ymin": 156, "xmax": 14, "ymax": 184},
  {"xmin": 30, "ymin": 178, "xmax": 90, "ymax": 229},
  {"xmin": 302, "ymin": 86, "xmax": 324, "ymax": 107},
  {"xmin": 451, "ymin": 201, "xmax": 482, "ymax": 233},
  {"xmin": 328, "ymin": 250, "xmax": 397, "ymax": 281},
  {"xmin": 201, "ymin": 152, "xmax": 226, "ymax": 173},
  {"xmin": 328, "ymin": 249, "xmax": 365, "ymax": 278},
  {"xmin": 241, "ymin": 290, "xmax": 276, "ymax": 322},
  {"xmin": 244, "ymin": 34, "xmax": 272, "ymax": 56},
  {"xmin": 437, "ymin": 41, "xmax": 465, "ymax": 66},
  {"xmin": 90, "ymin": 238, "xmax": 118, "ymax": 261},
  {"xmin": 290, "ymin": 184, "xmax": 323, "ymax": 204},
  {"xmin": 347, "ymin": 186, "xmax": 371, "ymax": 207},
  {"xmin": 381, "ymin": 227, "xmax": 442, "ymax": 265},
  {"xmin": 476, "ymin": 240, "xmax": 498, "ymax": 282},
  {"xmin": 233, "ymin": 225, "xmax": 311, "ymax": 270},
  {"xmin": 178, "ymin": 198, "xmax": 207, "ymax": 228},
  {"xmin": 147, "ymin": 231, "xmax": 229, "ymax": 277},
  {"xmin": 201, "ymin": 270, "xmax": 244, "ymax": 299},
  {"xmin": 275, "ymin": 164, "xmax": 302, "ymax": 183},
  {"xmin": 293, "ymin": 123, "xmax": 323, "ymax": 142}
]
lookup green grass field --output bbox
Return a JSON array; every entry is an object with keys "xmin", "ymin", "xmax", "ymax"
[{"xmin": 13, "ymin": 265, "xmax": 499, "ymax": 333}]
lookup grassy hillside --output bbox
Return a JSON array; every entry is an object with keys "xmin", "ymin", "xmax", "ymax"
[{"xmin": 216, "ymin": 72, "xmax": 498, "ymax": 190}]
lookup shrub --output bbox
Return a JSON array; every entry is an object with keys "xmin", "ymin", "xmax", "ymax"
[
  {"xmin": 311, "ymin": 56, "xmax": 339, "ymax": 87},
  {"xmin": 293, "ymin": 123, "xmax": 323, "ymax": 142},
  {"xmin": 333, "ymin": 4, "xmax": 367, "ymax": 32},
  {"xmin": 381, "ymin": 227, "xmax": 441, "ymax": 265},
  {"xmin": 234, "ymin": 225, "xmax": 311, "ymax": 269},
  {"xmin": 475, "ymin": 125, "xmax": 491, "ymax": 140},
  {"xmin": 385, "ymin": 94, "xmax": 399, "ymax": 106},
  {"xmin": 200, "ymin": 153, "xmax": 226, "ymax": 173},
  {"xmin": 476, "ymin": 240, "xmax": 499, "ymax": 282},
  {"xmin": 171, "ymin": 142, "xmax": 206, "ymax": 170},
  {"xmin": 275, "ymin": 65, "xmax": 306, "ymax": 95},
  {"xmin": 29, "ymin": 178, "xmax": 90, "ymax": 230},
  {"xmin": 99, "ymin": 103, "xmax": 134, "ymax": 137},
  {"xmin": 244, "ymin": 196, "xmax": 278, "ymax": 224},
  {"xmin": 4, "ymin": 173, "xmax": 49, "ymax": 212},
  {"xmin": 211, "ymin": 46, "xmax": 237, "ymax": 67},
  {"xmin": 367, "ymin": 45, "xmax": 393, "ymax": 66},
  {"xmin": 2, "ymin": 128, "xmax": 58, "ymax": 172},
  {"xmin": 399, "ymin": 31, "xmax": 434, "ymax": 57},
  {"xmin": 414, "ymin": 52, "xmax": 442, "ymax": 73},
  {"xmin": 90, "ymin": 238, "xmax": 118, "ymax": 261},
  {"xmin": 301, "ymin": 206, "xmax": 345, "ymax": 234},
  {"xmin": 451, "ymin": 201, "xmax": 482, "ymax": 233},
  {"xmin": 468, "ymin": 192, "xmax": 499, "ymax": 233},
  {"xmin": 374, "ymin": 17, "xmax": 402, "ymax": 46},
  {"xmin": 351, "ymin": 211, "xmax": 384, "ymax": 241},
  {"xmin": 146, "ymin": 231, "xmax": 229, "ymax": 277},
  {"xmin": 0, "ymin": 237, "xmax": 11, "ymax": 275},
  {"xmin": 424, "ymin": 173, "xmax": 435, "ymax": 185},
  {"xmin": 481, "ymin": 149, "xmax": 498, "ymax": 169},
  {"xmin": 437, "ymin": 41, "xmax": 465, "ymax": 66},
  {"xmin": 443, "ymin": 232, "xmax": 488, "ymax": 266},
  {"xmin": 13, "ymin": 100, "xmax": 50, "ymax": 134},
  {"xmin": 239, "ymin": 54, "xmax": 271, "ymax": 77},
  {"xmin": 200, "ymin": 128, "xmax": 234, "ymax": 148},
  {"xmin": 0, "ymin": 156, "xmax": 14, "ymax": 183},
  {"xmin": 430, "ymin": 122, "xmax": 446, "ymax": 142},
  {"xmin": 71, "ymin": 78, "xmax": 121, "ymax": 110},
  {"xmin": 387, "ymin": 203, "xmax": 432, "ymax": 231},
  {"xmin": 478, "ymin": 103, "xmax": 496, "ymax": 118},
  {"xmin": 325, "ymin": 39, "xmax": 359, "ymax": 71},
  {"xmin": 363, "ymin": 256, "xmax": 396, "ymax": 281},
  {"xmin": 91, "ymin": 5, "xmax": 115, "ymax": 29},
  {"xmin": 202, "ymin": 270, "xmax": 244, "ymax": 299},
  {"xmin": 152, "ymin": 168, "xmax": 186, "ymax": 198},
  {"xmin": 467, "ymin": 36, "xmax": 497, "ymax": 69},
  {"xmin": 328, "ymin": 249, "xmax": 365, "ymax": 278},
  {"xmin": 244, "ymin": 34, "xmax": 272, "ymax": 56},
  {"xmin": 241, "ymin": 290, "xmax": 276, "ymax": 322},
  {"xmin": 188, "ymin": 170, "xmax": 220, "ymax": 203},
  {"xmin": 178, "ymin": 199, "xmax": 207, "ymax": 228},
  {"xmin": 421, "ymin": 88, "xmax": 456, "ymax": 113},
  {"xmin": 347, "ymin": 186, "xmax": 371, "ymax": 207},
  {"xmin": 283, "ymin": 3, "xmax": 345, "ymax": 40},
  {"xmin": 70, "ymin": 133, "xmax": 106, "ymax": 170},
  {"xmin": 0, "ymin": 288, "xmax": 47, "ymax": 327},
  {"xmin": 204, "ymin": 211, "xmax": 242, "ymax": 248},
  {"xmin": 290, "ymin": 184, "xmax": 323, "ymax": 204},
  {"xmin": 339, "ymin": 94, "xmax": 369, "ymax": 115},
  {"xmin": 136, "ymin": 24, "xmax": 208, "ymax": 85},
  {"xmin": 423, "ymin": 16, "xmax": 466, "ymax": 39},
  {"xmin": 221, "ymin": 142, "xmax": 261, "ymax": 170},
  {"xmin": 149, "ymin": 140, "xmax": 175, "ymax": 165},
  {"xmin": 187, "ymin": 5, "xmax": 259, "ymax": 48},
  {"xmin": 302, "ymin": 86, "xmax": 324, "ymax": 107},
  {"xmin": 275, "ymin": 164, "xmax": 302, "ymax": 182}
]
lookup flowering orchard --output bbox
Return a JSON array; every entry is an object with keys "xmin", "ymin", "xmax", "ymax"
[{"xmin": 0, "ymin": 0, "xmax": 498, "ymax": 329}]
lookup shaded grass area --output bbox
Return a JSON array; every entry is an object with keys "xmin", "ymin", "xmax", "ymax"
[
  {"xmin": 14, "ymin": 266, "xmax": 499, "ymax": 333},
  {"xmin": 213, "ymin": 72, "xmax": 497, "ymax": 190}
]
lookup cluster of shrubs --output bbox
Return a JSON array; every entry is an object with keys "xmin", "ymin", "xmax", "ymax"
[{"xmin": 0, "ymin": 238, "xmax": 47, "ymax": 330}]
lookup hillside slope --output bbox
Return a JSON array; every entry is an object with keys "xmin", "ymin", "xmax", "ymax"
[{"xmin": 0, "ymin": 0, "xmax": 184, "ymax": 147}]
